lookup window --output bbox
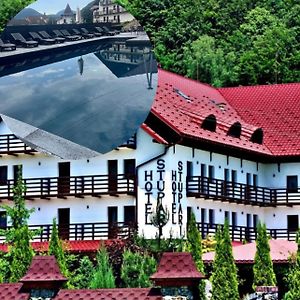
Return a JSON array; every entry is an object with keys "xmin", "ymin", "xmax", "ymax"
[
  {"xmin": 287, "ymin": 215, "xmax": 299, "ymax": 231},
  {"xmin": 232, "ymin": 212, "xmax": 237, "ymax": 228},
  {"xmin": 187, "ymin": 161, "xmax": 193, "ymax": 178},
  {"xmin": 208, "ymin": 165, "xmax": 215, "ymax": 183},
  {"xmin": 0, "ymin": 166, "xmax": 8, "ymax": 185},
  {"xmin": 124, "ymin": 206, "xmax": 136, "ymax": 224},
  {"xmin": 231, "ymin": 170, "xmax": 237, "ymax": 187},
  {"xmin": 13, "ymin": 165, "xmax": 22, "ymax": 185},
  {"xmin": 287, "ymin": 176, "xmax": 298, "ymax": 193},
  {"xmin": 246, "ymin": 214, "xmax": 252, "ymax": 228},
  {"xmin": 124, "ymin": 159, "xmax": 135, "ymax": 179},
  {"xmin": 201, "ymin": 164, "xmax": 206, "ymax": 177},
  {"xmin": 228, "ymin": 122, "xmax": 241, "ymax": 138},
  {"xmin": 253, "ymin": 214, "xmax": 258, "ymax": 228},
  {"xmin": 201, "ymin": 114, "xmax": 216, "ymax": 132},
  {"xmin": 200, "ymin": 164, "xmax": 207, "ymax": 193},
  {"xmin": 201, "ymin": 208, "xmax": 206, "ymax": 223},
  {"xmin": 246, "ymin": 173, "xmax": 251, "ymax": 186},
  {"xmin": 224, "ymin": 211, "xmax": 230, "ymax": 223},
  {"xmin": 253, "ymin": 174, "xmax": 258, "ymax": 187},
  {"xmin": 250, "ymin": 128, "xmax": 263, "ymax": 144},
  {"xmin": 209, "ymin": 209, "xmax": 215, "ymax": 225},
  {"xmin": 0, "ymin": 211, "xmax": 7, "ymax": 229}
]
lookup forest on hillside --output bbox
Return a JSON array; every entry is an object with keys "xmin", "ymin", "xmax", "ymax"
[
  {"xmin": 120, "ymin": 0, "xmax": 299, "ymax": 87},
  {"xmin": 1, "ymin": 0, "xmax": 299, "ymax": 87}
]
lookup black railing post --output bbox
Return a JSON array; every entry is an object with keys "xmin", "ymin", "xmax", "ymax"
[
  {"xmin": 92, "ymin": 223, "xmax": 95, "ymax": 240},
  {"xmin": 46, "ymin": 224, "xmax": 51, "ymax": 241},
  {"xmin": 92, "ymin": 176, "xmax": 95, "ymax": 194},
  {"xmin": 7, "ymin": 135, "xmax": 10, "ymax": 152},
  {"xmin": 7, "ymin": 180, "xmax": 10, "ymax": 198},
  {"xmin": 75, "ymin": 224, "xmax": 78, "ymax": 240}
]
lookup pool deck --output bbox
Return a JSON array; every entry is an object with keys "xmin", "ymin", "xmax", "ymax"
[
  {"xmin": 0, "ymin": 33, "xmax": 144, "ymax": 77},
  {"xmin": 0, "ymin": 33, "xmax": 139, "ymax": 59}
]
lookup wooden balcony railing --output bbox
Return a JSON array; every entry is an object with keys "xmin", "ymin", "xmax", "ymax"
[
  {"xmin": 187, "ymin": 176, "xmax": 300, "ymax": 206},
  {"xmin": 197, "ymin": 222, "xmax": 298, "ymax": 242},
  {"xmin": 0, "ymin": 174, "xmax": 136, "ymax": 200},
  {"xmin": 0, "ymin": 134, "xmax": 35, "ymax": 155},
  {"xmin": 118, "ymin": 134, "xmax": 136, "ymax": 149},
  {"xmin": 0, "ymin": 221, "xmax": 137, "ymax": 242}
]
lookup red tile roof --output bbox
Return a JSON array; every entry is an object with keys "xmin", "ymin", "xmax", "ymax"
[
  {"xmin": 0, "ymin": 283, "xmax": 29, "ymax": 300},
  {"xmin": 20, "ymin": 255, "xmax": 66, "ymax": 282},
  {"xmin": 152, "ymin": 69, "xmax": 300, "ymax": 158},
  {"xmin": 151, "ymin": 252, "xmax": 205, "ymax": 282},
  {"xmin": 141, "ymin": 123, "xmax": 169, "ymax": 144},
  {"xmin": 55, "ymin": 288, "xmax": 162, "ymax": 300},
  {"xmin": 218, "ymin": 84, "xmax": 300, "ymax": 157},
  {"xmin": 0, "ymin": 239, "xmax": 125, "ymax": 254},
  {"xmin": 203, "ymin": 239, "xmax": 297, "ymax": 264}
]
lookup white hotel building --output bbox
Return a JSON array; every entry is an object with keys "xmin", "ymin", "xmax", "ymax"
[{"xmin": 0, "ymin": 69, "xmax": 300, "ymax": 243}]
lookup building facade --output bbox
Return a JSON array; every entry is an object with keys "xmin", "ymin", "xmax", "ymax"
[
  {"xmin": 93, "ymin": 0, "xmax": 134, "ymax": 24},
  {"xmin": 57, "ymin": 4, "xmax": 76, "ymax": 25},
  {"xmin": 0, "ymin": 69, "xmax": 300, "ymax": 243}
]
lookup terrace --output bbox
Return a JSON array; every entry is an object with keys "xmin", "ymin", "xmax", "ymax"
[
  {"xmin": 0, "ymin": 134, "xmax": 35, "ymax": 156},
  {"xmin": 0, "ymin": 174, "xmax": 136, "ymax": 200},
  {"xmin": 197, "ymin": 222, "xmax": 298, "ymax": 242},
  {"xmin": 0, "ymin": 221, "xmax": 137, "ymax": 243},
  {"xmin": 187, "ymin": 176, "xmax": 300, "ymax": 206}
]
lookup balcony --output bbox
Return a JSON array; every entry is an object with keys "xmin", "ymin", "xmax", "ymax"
[
  {"xmin": 197, "ymin": 222, "xmax": 298, "ymax": 242},
  {"xmin": 0, "ymin": 221, "xmax": 137, "ymax": 242},
  {"xmin": 0, "ymin": 134, "xmax": 35, "ymax": 156},
  {"xmin": 187, "ymin": 176, "xmax": 300, "ymax": 206},
  {"xmin": 118, "ymin": 134, "xmax": 136, "ymax": 149},
  {"xmin": 0, "ymin": 174, "xmax": 136, "ymax": 200}
]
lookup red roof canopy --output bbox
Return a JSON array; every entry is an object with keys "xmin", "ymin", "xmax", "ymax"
[
  {"xmin": 151, "ymin": 252, "xmax": 205, "ymax": 287},
  {"xmin": 203, "ymin": 239, "xmax": 297, "ymax": 264}
]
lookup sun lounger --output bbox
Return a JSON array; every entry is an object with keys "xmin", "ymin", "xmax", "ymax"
[
  {"xmin": 94, "ymin": 27, "xmax": 105, "ymax": 35},
  {"xmin": 81, "ymin": 28, "xmax": 100, "ymax": 37},
  {"xmin": 103, "ymin": 26, "xmax": 119, "ymax": 36},
  {"xmin": 0, "ymin": 38, "xmax": 16, "ymax": 51},
  {"xmin": 10, "ymin": 33, "xmax": 38, "ymax": 48},
  {"xmin": 53, "ymin": 30, "xmax": 79, "ymax": 41},
  {"xmin": 39, "ymin": 31, "xmax": 65, "ymax": 43},
  {"xmin": 60, "ymin": 30, "xmax": 82, "ymax": 41},
  {"xmin": 73, "ymin": 28, "xmax": 93, "ymax": 39},
  {"xmin": 29, "ymin": 32, "xmax": 56, "ymax": 45}
]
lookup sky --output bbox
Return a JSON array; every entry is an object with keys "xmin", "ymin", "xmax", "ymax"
[{"xmin": 28, "ymin": 0, "xmax": 96, "ymax": 15}]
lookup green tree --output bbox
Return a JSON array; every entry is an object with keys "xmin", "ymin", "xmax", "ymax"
[
  {"xmin": 150, "ymin": 200, "xmax": 169, "ymax": 248},
  {"xmin": 211, "ymin": 221, "xmax": 239, "ymax": 300},
  {"xmin": 0, "ymin": 0, "xmax": 34, "ymax": 33},
  {"xmin": 0, "ymin": 167, "xmax": 34, "ymax": 282},
  {"xmin": 184, "ymin": 35, "xmax": 239, "ymax": 87},
  {"xmin": 120, "ymin": 0, "xmax": 299, "ymax": 86},
  {"xmin": 253, "ymin": 222, "xmax": 276, "ymax": 290},
  {"xmin": 284, "ymin": 230, "xmax": 300, "ymax": 300},
  {"xmin": 90, "ymin": 246, "xmax": 115, "ymax": 289},
  {"xmin": 71, "ymin": 256, "xmax": 94, "ymax": 289},
  {"xmin": 121, "ymin": 249, "xmax": 156, "ymax": 288},
  {"xmin": 185, "ymin": 212, "xmax": 206, "ymax": 299},
  {"xmin": 48, "ymin": 218, "xmax": 68, "ymax": 277}
]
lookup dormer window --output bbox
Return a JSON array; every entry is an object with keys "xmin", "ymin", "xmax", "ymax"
[
  {"xmin": 250, "ymin": 128, "xmax": 263, "ymax": 144},
  {"xmin": 228, "ymin": 122, "xmax": 241, "ymax": 138},
  {"xmin": 201, "ymin": 115, "xmax": 216, "ymax": 132}
]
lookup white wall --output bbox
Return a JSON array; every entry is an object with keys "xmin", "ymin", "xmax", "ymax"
[{"xmin": 2, "ymin": 118, "xmax": 300, "ymax": 238}]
